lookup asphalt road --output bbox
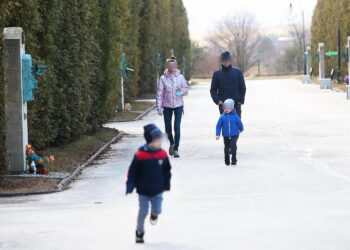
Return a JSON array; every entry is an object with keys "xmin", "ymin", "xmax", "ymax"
[{"xmin": 1, "ymin": 79, "xmax": 350, "ymax": 250}]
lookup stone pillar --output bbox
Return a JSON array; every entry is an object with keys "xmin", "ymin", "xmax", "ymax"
[
  {"xmin": 306, "ymin": 46, "xmax": 312, "ymax": 75},
  {"xmin": 3, "ymin": 27, "xmax": 28, "ymax": 173},
  {"xmin": 318, "ymin": 43, "xmax": 325, "ymax": 79},
  {"xmin": 318, "ymin": 42, "xmax": 331, "ymax": 89},
  {"xmin": 347, "ymin": 37, "xmax": 350, "ymax": 99},
  {"xmin": 302, "ymin": 47, "xmax": 312, "ymax": 84}
]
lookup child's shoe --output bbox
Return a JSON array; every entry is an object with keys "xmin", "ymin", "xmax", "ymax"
[
  {"xmin": 174, "ymin": 150, "xmax": 180, "ymax": 158},
  {"xmin": 232, "ymin": 158, "xmax": 237, "ymax": 166},
  {"xmin": 225, "ymin": 155, "xmax": 230, "ymax": 166},
  {"xmin": 136, "ymin": 230, "xmax": 145, "ymax": 244},
  {"xmin": 169, "ymin": 145, "xmax": 175, "ymax": 156},
  {"xmin": 150, "ymin": 214, "xmax": 158, "ymax": 225}
]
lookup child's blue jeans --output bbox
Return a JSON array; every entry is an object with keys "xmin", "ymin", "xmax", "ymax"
[{"xmin": 137, "ymin": 193, "xmax": 163, "ymax": 232}]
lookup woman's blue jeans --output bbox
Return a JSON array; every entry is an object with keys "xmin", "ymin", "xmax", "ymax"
[{"xmin": 163, "ymin": 106, "xmax": 183, "ymax": 151}]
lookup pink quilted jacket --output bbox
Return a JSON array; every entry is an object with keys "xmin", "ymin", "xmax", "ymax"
[{"xmin": 156, "ymin": 69, "xmax": 188, "ymax": 110}]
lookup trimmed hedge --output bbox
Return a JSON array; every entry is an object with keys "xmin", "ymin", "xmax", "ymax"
[
  {"xmin": 0, "ymin": 0, "xmax": 191, "ymax": 173},
  {"xmin": 311, "ymin": 0, "xmax": 350, "ymax": 78}
]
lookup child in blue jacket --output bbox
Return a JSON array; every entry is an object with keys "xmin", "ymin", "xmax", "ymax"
[
  {"xmin": 126, "ymin": 124, "xmax": 172, "ymax": 244},
  {"xmin": 216, "ymin": 99, "xmax": 244, "ymax": 166}
]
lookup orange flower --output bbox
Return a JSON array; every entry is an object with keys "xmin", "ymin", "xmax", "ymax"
[{"xmin": 48, "ymin": 156, "xmax": 55, "ymax": 162}]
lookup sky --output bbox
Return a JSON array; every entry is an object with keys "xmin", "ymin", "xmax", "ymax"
[{"xmin": 183, "ymin": 0, "xmax": 318, "ymax": 41}]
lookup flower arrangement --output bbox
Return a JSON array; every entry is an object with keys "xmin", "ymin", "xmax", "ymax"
[{"xmin": 26, "ymin": 145, "xmax": 54, "ymax": 175}]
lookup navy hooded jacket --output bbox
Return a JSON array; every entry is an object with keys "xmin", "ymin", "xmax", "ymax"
[
  {"xmin": 210, "ymin": 65, "xmax": 247, "ymax": 105},
  {"xmin": 216, "ymin": 111, "xmax": 244, "ymax": 137},
  {"xmin": 126, "ymin": 145, "xmax": 172, "ymax": 197}
]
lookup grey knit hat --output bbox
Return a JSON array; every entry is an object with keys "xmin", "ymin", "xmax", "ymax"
[{"xmin": 223, "ymin": 99, "xmax": 235, "ymax": 110}]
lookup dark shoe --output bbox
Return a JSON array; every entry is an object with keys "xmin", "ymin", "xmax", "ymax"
[
  {"xmin": 225, "ymin": 155, "xmax": 230, "ymax": 166},
  {"xmin": 169, "ymin": 145, "xmax": 175, "ymax": 156},
  {"xmin": 150, "ymin": 214, "xmax": 158, "ymax": 225},
  {"xmin": 174, "ymin": 150, "xmax": 180, "ymax": 158},
  {"xmin": 136, "ymin": 230, "xmax": 144, "ymax": 244},
  {"xmin": 231, "ymin": 160, "xmax": 237, "ymax": 166}
]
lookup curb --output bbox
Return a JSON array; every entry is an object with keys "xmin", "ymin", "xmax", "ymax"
[
  {"xmin": 134, "ymin": 103, "xmax": 156, "ymax": 121},
  {"xmin": 0, "ymin": 190, "xmax": 59, "ymax": 198},
  {"xmin": 0, "ymin": 132, "xmax": 124, "ymax": 198},
  {"xmin": 109, "ymin": 103, "xmax": 156, "ymax": 123}
]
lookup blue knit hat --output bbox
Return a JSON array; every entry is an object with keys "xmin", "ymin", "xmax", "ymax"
[{"xmin": 144, "ymin": 124, "xmax": 163, "ymax": 143}]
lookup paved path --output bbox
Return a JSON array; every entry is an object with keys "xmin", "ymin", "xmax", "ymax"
[{"xmin": 1, "ymin": 80, "xmax": 350, "ymax": 250}]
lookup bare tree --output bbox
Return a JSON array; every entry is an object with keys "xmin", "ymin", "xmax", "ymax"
[
  {"xmin": 287, "ymin": 6, "xmax": 308, "ymax": 73},
  {"xmin": 208, "ymin": 12, "xmax": 261, "ymax": 73}
]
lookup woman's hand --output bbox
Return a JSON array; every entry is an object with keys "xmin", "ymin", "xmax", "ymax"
[
  {"xmin": 216, "ymin": 136, "xmax": 220, "ymax": 140},
  {"xmin": 157, "ymin": 109, "xmax": 163, "ymax": 116},
  {"xmin": 176, "ymin": 88, "xmax": 184, "ymax": 96}
]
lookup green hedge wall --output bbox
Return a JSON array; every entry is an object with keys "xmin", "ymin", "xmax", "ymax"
[
  {"xmin": 311, "ymin": 0, "xmax": 350, "ymax": 78},
  {"xmin": 0, "ymin": 0, "xmax": 192, "ymax": 173}
]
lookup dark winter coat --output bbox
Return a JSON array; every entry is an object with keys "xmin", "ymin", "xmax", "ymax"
[
  {"xmin": 126, "ymin": 145, "xmax": 172, "ymax": 197},
  {"xmin": 216, "ymin": 110, "xmax": 244, "ymax": 137},
  {"xmin": 210, "ymin": 65, "xmax": 247, "ymax": 105}
]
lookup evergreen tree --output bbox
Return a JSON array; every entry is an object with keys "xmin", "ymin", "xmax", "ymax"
[
  {"xmin": 0, "ymin": 0, "xmax": 192, "ymax": 173},
  {"xmin": 311, "ymin": 0, "xmax": 350, "ymax": 78},
  {"xmin": 138, "ymin": 0, "xmax": 158, "ymax": 93}
]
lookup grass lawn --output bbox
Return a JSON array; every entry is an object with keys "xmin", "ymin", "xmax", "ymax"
[
  {"xmin": 0, "ymin": 127, "xmax": 120, "ymax": 195},
  {"xmin": 43, "ymin": 127, "xmax": 120, "ymax": 173},
  {"xmin": 113, "ymin": 100, "xmax": 155, "ymax": 122}
]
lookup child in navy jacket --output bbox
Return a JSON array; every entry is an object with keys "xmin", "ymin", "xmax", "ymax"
[
  {"xmin": 126, "ymin": 123, "xmax": 172, "ymax": 244},
  {"xmin": 216, "ymin": 99, "xmax": 244, "ymax": 166}
]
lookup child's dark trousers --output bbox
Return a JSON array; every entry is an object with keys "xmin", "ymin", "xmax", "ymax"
[{"xmin": 224, "ymin": 136, "xmax": 239, "ymax": 163}]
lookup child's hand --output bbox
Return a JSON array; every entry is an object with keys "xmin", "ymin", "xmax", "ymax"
[{"xmin": 216, "ymin": 136, "xmax": 220, "ymax": 140}]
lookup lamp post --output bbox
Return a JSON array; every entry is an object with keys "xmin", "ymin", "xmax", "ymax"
[{"xmin": 337, "ymin": 0, "xmax": 341, "ymax": 83}]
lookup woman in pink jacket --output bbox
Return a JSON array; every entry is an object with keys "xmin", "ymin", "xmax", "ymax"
[{"xmin": 156, "ymin": 57, "xmax": 188, "ymax": 158}]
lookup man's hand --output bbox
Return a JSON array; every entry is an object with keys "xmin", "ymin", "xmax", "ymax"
[
  {"xmin": 157, "ymin": 109, "xmax": 163, "ymax": 116},
  {"xmin": 218, "ymin": 100, "xmax": 223, "ymax": 106},
  {"xmin": 216, "ymin": 136, "xmax": 220, "ymax": 140}
]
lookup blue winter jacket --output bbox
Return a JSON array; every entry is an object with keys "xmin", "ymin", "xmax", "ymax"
[{"xmin": 216, "ymin": 111, "xmax": 244, "ymax": 137}]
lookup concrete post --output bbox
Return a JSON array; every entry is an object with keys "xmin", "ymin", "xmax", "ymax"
[
  {"xmin": 318, "ymin": 42, "xmax": 332, "ymax": 89},
  {"xmin": 347, "ymin": 37, "xmax": 350, "ymax": 99},
  {"xmin": 302, "ymin": 46, "xmax": 312, "ymax": 84},
  {"xmin": 3, "ymin": 27, "xmax": 28, "ymax": 173},
  {"xmin": 307, "ymin": 46, "xmax": 312, "ymax": 75},
  {"xmin": 318, "ymin": 43, "xmax": 325, "ymax": 79}
]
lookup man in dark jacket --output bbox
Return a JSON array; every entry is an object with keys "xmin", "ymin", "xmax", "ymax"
[
  {"xmin": 126, "ymin": 123, "xmax": 172, "ymax": 244},
  {"xmin": 210, "ymin": 51, "xmax": 247, "ymax": 117}
]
